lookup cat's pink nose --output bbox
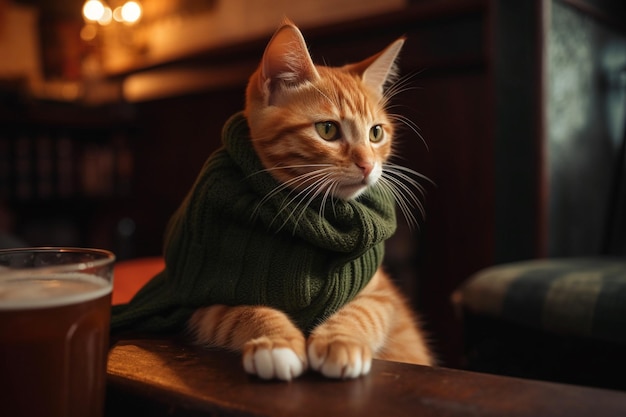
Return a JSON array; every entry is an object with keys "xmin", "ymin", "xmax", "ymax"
[{"xmin": 356, "ymin": 161, "xmax": 374, "ymax": 178}]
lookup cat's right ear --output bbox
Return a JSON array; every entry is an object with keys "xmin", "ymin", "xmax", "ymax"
[
  {"xmin": 260, "ymin": 22, "xmax": 319, "ymax": 102},
  {"xmin": 343, "ymin": 37, "xmax": 405, "ymax": 95}
]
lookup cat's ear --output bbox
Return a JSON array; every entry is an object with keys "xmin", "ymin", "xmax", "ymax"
[
  {"xmin": 260, "ymin": 21, "xmax": 319, "ymax": 98},
  {"xmin": 346, "ymin": 37, "xmax": 405, "ymax": 94}
]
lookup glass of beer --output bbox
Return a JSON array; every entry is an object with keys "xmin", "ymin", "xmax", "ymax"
[{"xmin": 0, "ymin": 247, "xmax": 115, "ymax": 417}]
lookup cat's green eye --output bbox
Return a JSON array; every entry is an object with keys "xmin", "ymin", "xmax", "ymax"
[
  {"xmin": 315, "ymin": 121, "xmax": 340, "ymax": 141},
  {"xmin": 370, "ymin": 125, "xmax": 384, "ymax": 143}
]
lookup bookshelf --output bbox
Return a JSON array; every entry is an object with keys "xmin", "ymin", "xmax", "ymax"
[{"xmin": 0, "ymin": 92, "xmax": 136, "ymax": 255}]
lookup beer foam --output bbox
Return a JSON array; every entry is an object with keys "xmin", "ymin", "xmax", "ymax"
[{"xmin": 0, "ymin": 273, "xmax": 111, "ymax": 310}]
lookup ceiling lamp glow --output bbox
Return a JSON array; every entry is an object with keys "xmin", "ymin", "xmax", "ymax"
[
  {"xmin": 121, "ymin": 1, "xmax": 142, "ymax": 24},
  {"xmin": 83, "ymin": 0, "xmax": 142, "ymax": 26},
  {"xmin": 83, "ymin": 0, "xmax": 105, "ymax": 21}
]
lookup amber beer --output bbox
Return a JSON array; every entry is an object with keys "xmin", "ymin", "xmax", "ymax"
[{"xmin": 0, "ymin": 248, "xmax": 114, "ymax": 417}]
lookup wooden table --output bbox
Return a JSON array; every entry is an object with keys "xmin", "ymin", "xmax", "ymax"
[{"xmin": 105, "ymin": 337, "xmax": 626, "ymax": 417}]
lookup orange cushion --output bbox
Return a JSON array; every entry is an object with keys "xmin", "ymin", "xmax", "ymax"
[{"xmin": 112, "ymin": 257, "xmax": 165, "ymax": 305}]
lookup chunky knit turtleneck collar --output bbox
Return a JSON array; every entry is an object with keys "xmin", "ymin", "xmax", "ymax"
[
  {"xmin": 111, "ymin": 112, "xmax": 397, "ymax": 334},
  {"xmin": 223, "ymin": 112, "xmax": 396, "ymax": 253}
]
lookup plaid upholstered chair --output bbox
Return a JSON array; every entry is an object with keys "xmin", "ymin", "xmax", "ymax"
[{"xmin": 455, "ymin": 114, "xmax": 626, "ymax": 390}]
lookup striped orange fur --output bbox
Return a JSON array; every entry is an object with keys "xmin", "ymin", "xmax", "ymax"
[{"xmin": 188, "ymin": 20, "xmax": 433, "ymax": 380}]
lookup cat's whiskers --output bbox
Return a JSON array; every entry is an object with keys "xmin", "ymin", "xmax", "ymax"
[
  {"xmin": 377, "ymin": 162, "xmax": 434, "ymax": 230},
  {"xmin": 249, "ymin": 165, "xmax": 329, "ymax": 222},
  {"xmin": 274, "ymin": 169, "xmax": 335, "ymax": 233},
  {"xmin": 319, "ymin": 178, "xmax": 340, "ymax": 221},
  {"xmin": 251, "ymin": 172, "xmax": 303, "ymax": 218},
  {"xmin": 387, "ymin": 113, "xmax": 428, "ymax": 151},
  {"xmin": 386, "ymin": 164, "xmax": 434, "ymax": 193},
  {"xmin": 379, "ymin": 71, "xmax": 429, "ymax": 152},
  {"xmin": 250, "ymin": 164, "xmax": 340, "ymax": 233},
  {"xmin": 377, "ymin": 178, "xmax": 418, "ymax": 230},
  {"xmin": 251, "ymin": 160, "xmax": 434, "ymax": 232},
  {"xmin": 380, "ymin": 70, "xmax": 424, "ymax": 107},
  {"xmin": 289, "ymin": 174, "xmax": 340, "ymax": 234}
]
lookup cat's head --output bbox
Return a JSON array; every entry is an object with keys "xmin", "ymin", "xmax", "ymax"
[{"xmin": 245, "ymin": 21, "xmax": 405, "ymax": 201}]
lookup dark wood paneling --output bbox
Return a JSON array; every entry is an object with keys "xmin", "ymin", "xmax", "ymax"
[{"xmin": 493, "ymin": 0, "xmax": 547, "ymax": 262}]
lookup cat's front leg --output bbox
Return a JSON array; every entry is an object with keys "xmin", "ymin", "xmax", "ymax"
[
  {"xmin": 306, "ymin": 271, "xmax": 392, "ymax": 379},
  {"xmin": 307, "ymin": 331, "xmax": 374, "ymax": 379},
  {"xmin": 189, "ymin": 305, "xmax": 307, "ymax": 381},
  {"xmin": 242, "ymin": 335, "xmax": 306, "ymax": 381}
]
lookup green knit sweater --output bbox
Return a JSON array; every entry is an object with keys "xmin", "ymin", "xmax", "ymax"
[{"xmin": 111, "ymin": 112, "xmax": 397, "ymax": 334}]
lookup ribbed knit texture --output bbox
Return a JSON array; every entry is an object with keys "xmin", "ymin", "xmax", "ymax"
[{"xmin": 111, "ymin": 112, "xmax": 397, "ymax": 334}]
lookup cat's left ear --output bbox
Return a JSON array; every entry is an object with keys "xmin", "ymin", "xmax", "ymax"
[
  {"xmin": 260, "ymin": 21, "xmax": 319, "ymax": 100},
  {"xmin": 346, "ymin": 37, "xmax": 405, "ymax": 94}
]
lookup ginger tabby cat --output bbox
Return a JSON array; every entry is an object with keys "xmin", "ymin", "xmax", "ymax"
[{"xmin": 188, "ymin": 21, "xmax": 434, "ymax": 380}]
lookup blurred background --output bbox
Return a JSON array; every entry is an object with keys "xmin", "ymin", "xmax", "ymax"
[{"xmin": 1, "ymin": 0, "xmax": 625, "ymax": 368}]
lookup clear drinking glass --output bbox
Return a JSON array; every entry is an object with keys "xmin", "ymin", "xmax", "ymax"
[{"xmin": 0, "ymin": 247, "xmax": 115, "ymax": 417}]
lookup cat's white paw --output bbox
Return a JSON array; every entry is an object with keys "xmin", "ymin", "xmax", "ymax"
[
  {"xmin": 243, "ymin": 337, "xmax": 307, "ymax": 381},
  {"xmin": 307, "ymin": 336, "xmax": 372, "ymax": 379}
]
